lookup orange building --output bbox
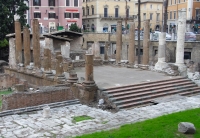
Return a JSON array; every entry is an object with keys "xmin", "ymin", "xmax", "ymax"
[{"xmin": 167, "ymin": 0, "xmax": 200, "ymax": 33}]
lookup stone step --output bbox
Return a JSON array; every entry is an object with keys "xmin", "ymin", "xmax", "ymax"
[
  {"xmin": 103, "ymin": 78, "xmax": 189, "ymax": 94},
  {"xmin": 114, "ymin": 87, "xmax": 199, "ymax": 106},
  {"xmin": 108, "ymin": 82, "xmax": 196, "ymax": 98},
  {"xmin": 0, "ymin": 99, "xmax": 81, "ymax": 117},
  {"xmin": 116, "ymin": 89, "xmax": 200, "ymax": 110},
  {"xmin": 102, "ymin": 77, "xmax": 185, "ymax": 92},
  {"xmin": 101, "ymin": 77, "xmax": 200, "ymax": 110}
]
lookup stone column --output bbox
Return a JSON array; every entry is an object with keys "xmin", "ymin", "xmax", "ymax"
[
  {"xmin": 175, "ymin": 8, "xmax": 187, "ymax": 76},
  {"xmin": 142, "ymin": 19, "xmax": 150, "ymax": 66},
  {"xmin": 8, "ymin": 38, "xmax": 16, "ymax": 68},
  {"xmin": 116, "ymin": 20, "xmax": 122, "ymax": 64},
  {"xmin": 84, "ymin": 54, "xmax": 95, "ymax": 85},
  {"xmin": 61, "ymin": 45, "xmax": 70, "ymax": 59},
  {"xmin": 55, "ymin": 53, "xmax": 65, "ymax": 81},
  {"xmin": 104, "ymin": 42, "xmax": 109, "ymax": 61},
  {"xmin": 32, "ymin": 19, "xmax": 41, "ymax": 69},
  {"xmin": 23, "ymin": 26, "xmax": 31, "ymax": 67},
  {"xmin": 155, "ymin": 32, "xmax": 169, "ymax": 71},
  {"xmin": 128, "ymin": 22, "xmax": 135, "ymax": 65},
  {"xmin": 92, "ymin": 42, "xmax": 100, "ymax": 59},
  {"xmin": 15, "ymin": 21, "xmax": 22, "ymax": 64},
  {"xmin": 43, "ymin": 48, "xmax": 54, "ymax": 78}
]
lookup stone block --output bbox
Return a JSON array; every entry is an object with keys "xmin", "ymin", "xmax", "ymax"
[
  {"xmin": 178, "ymin": 122, "xmax": 196, "ymax": 134},
  {"xmin": 15, "ymin": 84, "xmax": 25, "ymax": 92}
]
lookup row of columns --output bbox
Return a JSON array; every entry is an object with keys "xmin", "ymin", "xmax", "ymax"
[
  {"xmin": 116, "ymin": 20, "xmax": 150, "ymax": 66},
  {"xmin": 15, "ymin": 19, "xmax": 40, "ymax": 69}
]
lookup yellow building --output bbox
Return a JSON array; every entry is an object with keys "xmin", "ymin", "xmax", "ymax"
[
  {"xmin": 82, "ymin": 0, "xmax": 136, "ymax": 32},
  {"xmin": 134, "ymin": 0, "xmax": 164, "ymax": 31},
  {"xmin": 167, "ymin": 0, "xmax": 200, "ymax": 33}
]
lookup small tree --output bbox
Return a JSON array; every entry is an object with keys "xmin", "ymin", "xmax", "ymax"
[{"xmin": 69, "ymin": 23, "xmax": 81, "ymax": 33}]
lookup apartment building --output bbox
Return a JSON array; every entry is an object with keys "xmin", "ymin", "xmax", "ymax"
[
  {"xmin": 134, "ymin": 0, "xmax": 164, "ymax": 32},
  {"xmin": 82, "ymin": 0, "xmax": 135, "ymax": 32},
  {"xmin": 167, "ymin": 0, "xmax": 200, "ymax": 33},
  {"xmin": 28, "ymin": 0, "xmax": 82, "ymax": 33}
]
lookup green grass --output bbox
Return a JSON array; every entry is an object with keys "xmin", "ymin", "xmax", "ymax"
[
  {"xmin": 72, "ymin": 115, "xmax": 93, "ymax": 123},
  {"xmin": 0, "ymin": 90, "xmax": 13, "ymax": 107},
  {"xmin": 76, "ymin": 108, "xmax": 200, "ymax": 138}
]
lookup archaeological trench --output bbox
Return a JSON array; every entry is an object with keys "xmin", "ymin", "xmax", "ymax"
[{"xmin": 1, "ymin": 9, "xmax": 200, "ymax": 113}]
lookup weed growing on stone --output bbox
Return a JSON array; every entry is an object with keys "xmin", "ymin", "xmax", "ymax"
[
  {"xmin": 0, "ymin": 90, "xmax": 13, "ymax": 107},
  {"xmin": 72, "ymin": 115, "xmax": 93, "ymax": 123},
  {"xmin": 102, "ymin": 121, "xmax": 109, "ymax": 124},
  {"xmin": 76, "ymin": 108, "xmax": 200, "ymax": 138}
]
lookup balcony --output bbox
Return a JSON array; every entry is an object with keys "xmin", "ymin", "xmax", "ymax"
[{"xmin": 99, "ymin": 14, "xmax": 136, "ymax": 20}]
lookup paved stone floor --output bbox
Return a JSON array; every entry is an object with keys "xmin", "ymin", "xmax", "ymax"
[
  {"xmin": 0, "ymin": 95, "xmax": 200, "ymax": 138},
  {"xmin": 75, "ymin": 66, "xmax": 179, "ymax": 88}
]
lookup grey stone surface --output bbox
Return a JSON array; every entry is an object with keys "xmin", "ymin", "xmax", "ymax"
[
  {"xmin": 75, "ymin": 66, "xmax": 180, "ymax": 89},
  {"xmin": 0, "ymin": 95, "xmax": 200, "ymax": 138}
]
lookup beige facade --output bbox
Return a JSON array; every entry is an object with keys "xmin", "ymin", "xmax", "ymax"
[
  {"xmin": 167, "ymin": 0, "xmax": 200, "ymax": 33},
  {"xmin": 134, "ymin": 0, "xmax": 163, "ymax": 31},
  {"xmin": 82, "ymin": 0, "xmax": 136, "ymax": 32}
]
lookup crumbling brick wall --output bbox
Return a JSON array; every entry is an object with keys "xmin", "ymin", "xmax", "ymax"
[
  {"xmin": 1, "ymin": 86, "xmax": 74, "ymax": 110},
  {"xmin": 0, "ymin": 74, "xmax": 31, "ymax": 90}
]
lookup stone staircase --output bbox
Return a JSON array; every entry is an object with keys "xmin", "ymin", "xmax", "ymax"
[{"xmin": 101, "ymin": 77, "xmax": 200, "ymax": 110}]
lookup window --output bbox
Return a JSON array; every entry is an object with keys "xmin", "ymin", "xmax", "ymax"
[
  {"xmin": 74, "ymin": 0, "xmax": 78, "ymax": 6},
  {"xmin": 33, "ymin": 0, "xmax": 41, "ymax": 6},
  {"xmin": 66, "ymin": 0, "xmax": 70, "ymax": 6},
  {"xmin": 157, "ymin": 5, "xmax": 159, "ymax": 10},
  {"xmin": 178, "ymin": 0, "xmax": 180, "ymax": 3},
  {"xmin": 100, "ymin": 46, "xmax": 104, "ymax": 54},
  {"xmin": 48, "ymin": 13, "xmax": 56, "ymax": 18},
  {"xmin": 87, "ymin": 8, "xmax": 89, "ymax": 15},
  {"xmin": 73, "ymin": 13, "xmax": 79, "ymax": 18},
  {"xmin": 83, "ymin": 8, "xmax": 85, "ymax": 16},
  {"xmin": 104, "ymin": 8, "xmax": 108, "ymax": 17},
  {"xmin": 144, "ymin": 4, "xmax": 146, "ymax": 9},
  {"xmin": 150, "ymin": 4, "xmax": 152, "ymax": 9},
  {"xmin": 92, "ymin": 7, "xmax": 94, "ymax": 15},
  {"xmin": 171, "ymin": 0, "xmax": 172, "ymax": 5},
  {"xmin": 34, "ymin": 12, "xmax": 41, "ymax": 18},
  {"xmin": 150, "ymin": 13, "xmax": 153, "ymax": 20},
  {"xmin": 64, "ymin": 12, "xmax": 71, "ymax": 18},
  {"xmin": 174, "ymin": 11, "xmax": 176, "ymax": 19},
  {"xmin": 115, "ymin": 8, "xmax": 118, "ymax": 17},
  {"xmin": 127, "ymin": 9, "xmax": 129, "ymax": 17},
  {"xmin": 174, "ymin": 0, "xmax": 176, "ymax": 4},
  {"xmin": 196, "ymin": 9, "xmax": 200, "ymax": 20},
  {"xmin": 143, "ymin": 13, "xmax": 146, "ymax": 20},
  {"xmin": 170, "ymin": 11, "xmax": 172, "ymax": 19},
  {"xmin": 49, "ymin": 0, "xmax": 55, "ymax": 6},
  {"xmin": 156, "ymin": 13, "xmax": 160, "ymax": 21}
]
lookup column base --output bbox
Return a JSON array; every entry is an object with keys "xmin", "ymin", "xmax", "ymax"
[
  {"xmin": 75, "ymin": 83, "xmax": 98, "ymax": 104},
  {"xmin": 175, "ymin": 63, "xmax": 187, "ymax": 77},
  {"xmin": 139, "ymin": 64, "xmax": 149, "ymax": 70},
  {"xmin": 155, "ymin": 61, "xmax": 169, "ymax": 71}
]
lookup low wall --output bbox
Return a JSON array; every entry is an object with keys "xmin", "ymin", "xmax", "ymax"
[
  {"xmin": 1, "ymin": 86, "xmax": 73, "ymax": 110},
  {"xmin": 4, "ymin": 67, "xmax": 58, "ymax": 87},
  {"xmin": 73, "ymin": 59, "xmax": 103, "ymax": 68}
]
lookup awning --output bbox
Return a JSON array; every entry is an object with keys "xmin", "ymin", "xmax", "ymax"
[
  {"xmin": 66, "ymin": 9, "xmax": 78, "ymax": 12},
  {"xmin": 67, "ymin": 20, "xmax": 77, "ymax": 22}
]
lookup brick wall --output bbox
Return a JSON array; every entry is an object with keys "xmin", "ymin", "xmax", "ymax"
[{"xmin": 1, "ymin": 86, "xmax": 73, "ymax": 110}]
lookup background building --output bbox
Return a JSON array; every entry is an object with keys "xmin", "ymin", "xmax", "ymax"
[
  {"xmin": 82, "ymin": 0, "xmax": 135, "ymax": 33},
  {"xmin": 28, "ymin": 0, "xmax": 82, "ymax": 33},
  {"xmin": 134, "ymin": 0, "xmax": 164, "ymax": 32},
  {"xmin": 167, "ymin": 0, "xmax": 200, "ymax": 33}
]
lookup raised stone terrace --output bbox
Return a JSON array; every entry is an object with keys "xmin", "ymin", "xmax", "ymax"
[{"xmin": 75, "ymin": 65, "xmax": 179, "ymax": 89}]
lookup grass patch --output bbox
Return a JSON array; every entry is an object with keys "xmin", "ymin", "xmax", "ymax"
[
  {"xmin": 76, "ymin": 108, "xmax": 200, "ymax": 138},
  {"xmin": 72, "ymin": 115, "xmax": 93, "ymax": 123},
  {"xmin": 0, "ymin": 90, "xmax": 13, "ymax": 107}
]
